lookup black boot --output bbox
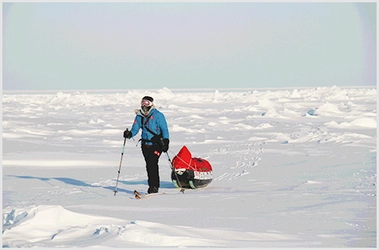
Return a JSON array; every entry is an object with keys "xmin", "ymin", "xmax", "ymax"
[{"xmin": 147, "ymin": 186, "xmax": 159, "ymax": 194}]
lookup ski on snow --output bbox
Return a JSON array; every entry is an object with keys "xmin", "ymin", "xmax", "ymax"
[
  {"xmin": 133, "ymin": 189, "xmax": 185, "ymax": 199},
  {"xmin": 133, "ymin": 190, "xmax": 166, "ymax": 200}
]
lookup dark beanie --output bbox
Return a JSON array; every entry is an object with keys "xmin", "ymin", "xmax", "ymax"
[{"xmin": 142, "ymin": 96, "xmax": 154, "ymax": 102}]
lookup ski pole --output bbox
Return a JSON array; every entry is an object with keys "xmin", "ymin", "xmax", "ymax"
[
  {"xmin": 114, "ymin": 136, "xmax": 127, "ymax": 196},
  {"xmin": 165, "ymin": 152, "xmax": 185, "ymax": 194}
]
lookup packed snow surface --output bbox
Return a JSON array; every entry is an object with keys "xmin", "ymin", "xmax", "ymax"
[{"xmin": 2, "ymin": 86, "xmax": 377, "ymax": 247}]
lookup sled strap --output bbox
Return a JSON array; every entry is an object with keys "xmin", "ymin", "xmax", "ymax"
[{"xmin": 170, "ymin": 150, "xmax": 196, "ymax": 171}]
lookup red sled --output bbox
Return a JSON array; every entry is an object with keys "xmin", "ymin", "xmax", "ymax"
[{"xmin": 171, "ymin": 146, "xmax": 213, "ymax": 189}]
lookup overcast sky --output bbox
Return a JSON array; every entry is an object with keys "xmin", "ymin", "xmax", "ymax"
[{"xmin": 3, "ymin": 2, "xmax": 376, "ymax": 91}]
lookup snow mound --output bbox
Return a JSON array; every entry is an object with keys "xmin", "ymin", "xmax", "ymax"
[
  {"xmin": 307, "ymin": 102, "xmax": 342, "ymax": 116},
  {"xmin": 157, "ymin": 87, "xmax": 174, "ymax": 99},
  {"xmin": 350, "ymin": 118, "xmax": 377, "ymax": 128},
  {"xmin": 326, "ymin": 118, "xmax": 377, "ymax": 129},
  {"xmin": 2, "ymin": 205, "xmax": 303, "ymax": 248}
]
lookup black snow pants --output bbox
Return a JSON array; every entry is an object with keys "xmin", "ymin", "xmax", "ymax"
[{"xmin": 142, "ymin": 143, "xmax": 162, "ymax": 189}]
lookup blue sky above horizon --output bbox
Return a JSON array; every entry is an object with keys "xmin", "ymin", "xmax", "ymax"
[{"xmin": 3, "ymin": 2, "xmax": 376, "ymax": 91}]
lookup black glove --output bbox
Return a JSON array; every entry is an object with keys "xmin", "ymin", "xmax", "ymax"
[
  {"xmin": 161, "ymin": 138, "xmax": 169, "ymax": 152},
  {"xmin": 123, "ymin": 129, "xmax": 132, "ymax": 139}
]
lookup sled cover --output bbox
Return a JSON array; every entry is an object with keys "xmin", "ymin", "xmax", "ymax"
[
  {"xmin": 171, "ymin": 146, "xmax": 213, "ymax": 188},
  {"xmin": 172, "ymin": 146, "xmax": 212, "ymax": 172}
]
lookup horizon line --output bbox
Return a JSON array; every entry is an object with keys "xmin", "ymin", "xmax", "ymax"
[{"xmin": 2, "ymin": 85, "xmax": 376, "ymax": 94}]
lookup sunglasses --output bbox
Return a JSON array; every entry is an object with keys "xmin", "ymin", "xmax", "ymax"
[{"xmin": 141, "ymin": 100, "xmax": 152, "ymax": 107}]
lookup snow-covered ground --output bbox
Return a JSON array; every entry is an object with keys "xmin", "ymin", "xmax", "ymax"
[{"xmin": 2, "ymin": 86, "xmax": 377, "ymax": 247}]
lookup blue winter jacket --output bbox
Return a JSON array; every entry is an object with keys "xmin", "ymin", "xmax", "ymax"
[{"xmin": 130, "ymin": 108, "xmax": 169, "ymax": 144}]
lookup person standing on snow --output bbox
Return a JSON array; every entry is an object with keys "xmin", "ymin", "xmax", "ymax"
[{"xmin": 123, "ymin": 96, "xmax": 170, "ymax": 194}]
